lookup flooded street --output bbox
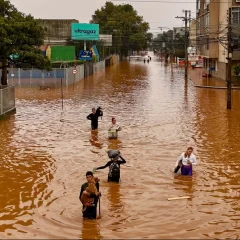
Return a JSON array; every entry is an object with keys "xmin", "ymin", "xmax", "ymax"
[{"xmin": 0, "ymin": 54, "xmax": 240, "ymax": 239}]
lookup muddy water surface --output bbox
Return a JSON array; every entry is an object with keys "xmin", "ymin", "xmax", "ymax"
[{"xmin": 0, "ymin": 55, "xmax": 240, "ymax": 239}]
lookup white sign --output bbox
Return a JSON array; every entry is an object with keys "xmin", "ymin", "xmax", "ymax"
[
  {"xmin": 72, "ymin": 69, "xmax": 77, "ymax": 74},
  {"xmin": 188, "ymin": 47, "xmax": 196, "ymax": 54},
  {"xmin": 99, "ymin": 34, "xmax": 112, "ymax": 46}
]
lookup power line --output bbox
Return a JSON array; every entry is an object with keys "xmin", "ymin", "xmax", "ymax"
[
  {"xmin": 112, "ymin": 0, "xmax": 233, "ymax": 3},
  {"xmin": 112, "ymin": 0, "xmax": 196, "ymax": 2}
]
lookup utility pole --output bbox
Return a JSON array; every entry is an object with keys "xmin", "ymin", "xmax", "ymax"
[
  {"xmin": 177, "ymin": 9, "xmax": 233, "ymax": 110},
  {"xmin": 184, "ymin": 10, "xmax": 188, "ymax": 79},
  {"xmin": 176, "ymin": 10, "xmax": 190, "ymax": 80},
  {"xmin": 171, "ymin": 30, "xmax": 174, "ymax": 63},
  {"xmin": 227, "ymin": 8, "xmax": 232, "ymax": 109}
]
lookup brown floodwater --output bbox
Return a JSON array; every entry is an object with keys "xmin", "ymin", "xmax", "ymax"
[{"xmin": 0, "ymin": 54, "xmax": 240, "ymax": 239}]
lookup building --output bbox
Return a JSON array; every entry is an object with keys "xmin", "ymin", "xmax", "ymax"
[
  {"xmin": 38, "ymin": 19, "xmax": 79, "ymax": 45},
  {"xmin": 189, "ymin": 19, "xmax": 197, "ymax": 47},
  {"xmin": 196, "ymin": 0, "xmax": 240, "ymax": 80}
]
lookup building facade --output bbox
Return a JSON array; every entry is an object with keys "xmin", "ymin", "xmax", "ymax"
[
  {"xmin": 189, "ymin": 20, "xmax": 197, "ymax": 47},
  {"xmin": 38, "ymin": 19, "xmax": 79, "ymax": 45},
  {"xmin": 196, "ymin": 0, "xmax": 240, "ymax": 80}
]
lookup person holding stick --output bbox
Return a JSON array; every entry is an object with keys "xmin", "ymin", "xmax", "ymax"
[{"xmin": 79, "ymin": 171, "xmax": 101, "ymax": 219}]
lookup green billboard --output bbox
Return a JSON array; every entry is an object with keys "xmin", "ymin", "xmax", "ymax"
[
  {"xmin": 71, "ymin": 23, "xmax": 99, "ymax": 41},
  {"xmin": 51, "ymin": 46, "xmax": 75, "ymax": 61}
]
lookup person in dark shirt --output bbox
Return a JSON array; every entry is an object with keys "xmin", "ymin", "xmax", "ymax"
[
  {"xmin": 95, "ymin": 155, "xmax": 126, "ymax": 183},
  {"xmin": 79, "ymin": 171, "xmax": 101, "ymax": 220},
  {"xmin": 87, "ymin": 107, "xmax": 103, "ymax": 130}
]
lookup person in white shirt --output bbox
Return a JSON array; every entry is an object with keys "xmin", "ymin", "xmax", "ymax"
[
  {"xmin": 174, "ymin": 147, "xmax": 197, "ymax": 176},
  {"xmin": 108, "ymin": 117, "xmax": 122, "ymax": 139}
]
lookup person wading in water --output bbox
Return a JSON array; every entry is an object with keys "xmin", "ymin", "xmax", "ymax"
[
  {"xmin": 94, "ymin": 150, "xmax": 126, "ymax": 183},
  {"xmin": 108, "ymin": 117, "xmax": 122, "ymax": 139},
  {"xmin": 79, "ymin": 171, "xmax": 101, "ymax": 219},
  {"xmin": 87, "ymin": 107, "xmax": 103, "ymax": 130},
  {"xmin": 174, "ymin": 147, "xmax": 197, "ymax": 176}
]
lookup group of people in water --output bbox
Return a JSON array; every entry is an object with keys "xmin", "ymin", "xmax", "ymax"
[
  {"xmin": 86, "ymin": 107, "xmax": 122, "ymax": 138},
  {"xmin": 80, "ymin": 107, "xmax": 197, "ymax": 220},
  {"xmin": 144, "ymin": 55, "xmax": 151, "ymax": 63}
]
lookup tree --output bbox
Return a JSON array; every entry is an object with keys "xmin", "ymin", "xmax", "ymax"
[
  {"xmin": 90, "ymin": 1, "xmax": 150, "ymax": 57},
  {"xmin": 173, "ymin": 33, "xmax": 186, "ymax": 58},
  {"xmin": 233, "ymin": 63, "xmax": 240, "ymax": 83},
  {"xmin": 0, "ymin": 0, "xmax": 51, "ymax": 85}
]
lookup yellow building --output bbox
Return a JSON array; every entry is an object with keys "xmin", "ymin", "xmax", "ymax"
[{"xmin": 196, "ymin": 0, "xmax": 240, "ymax": 80}]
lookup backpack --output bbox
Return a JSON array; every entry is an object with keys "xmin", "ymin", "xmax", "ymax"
[{"xmin": 108, "ymin": 162, "xmax": 120, "ymax": 178}]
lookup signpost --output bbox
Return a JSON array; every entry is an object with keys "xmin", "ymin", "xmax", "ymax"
[
  {"xmin": 79, "ymin": 50, "xmax": 93, "ymax": 61},
  {"xmin": 71, "ymin": 23, "xmax": 99, "ymax": 50},
  {"xmin": 72, "ymin": 69, "xmax": 77, "ymax": 90}
]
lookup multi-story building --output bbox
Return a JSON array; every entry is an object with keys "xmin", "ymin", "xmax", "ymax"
[
  {"xmin": 39, "ymin": 19, "xmax": 79, "ymax": 45},
  {"xmin": 196, "ymin": 0, "xmax": 240, "ymax": 80}
]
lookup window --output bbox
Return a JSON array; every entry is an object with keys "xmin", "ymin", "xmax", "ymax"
[
  {"xmin": 232, "ymin": 8, "xmax": 240, "ymax": 24},
  {"xmin": 204, "ymin": 0, "xmax": 210, "ymax": 10},
  {"xmin": 209, "ymin": 60, "xmax": 218, "ymax": 72},
  {"xmin": 196, "ymin": 0, "xmax": 200, "ymax": 11},
  {"xmin": 203, "ymin": 58, "xmax": 208, "ymax": 69},
  {"xmin": 205, "ymin": 14, "xmax": 209, "ymax": 29},
  {"xmin": 206, "ymin": 37, "xmax": 209, "ymax": 50},
  {"xmin": 233, "ymin": 38, "xmax": 240, "ymax": 50}
]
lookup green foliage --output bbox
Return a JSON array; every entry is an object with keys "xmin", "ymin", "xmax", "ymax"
[
  {"xmin": 0, "ymin": 0, "xmax": 51, "ymax": 84},
  {"xmin": 152, "ymin": 31, "xmax": 186, "ymax": 58},
  {"xmin": 233, "ymin": 64, "xmax": 240, "ymax": 78},
  {"xmin": 90, "ymin": 1, "xmax": 150, "ymax": 57}
]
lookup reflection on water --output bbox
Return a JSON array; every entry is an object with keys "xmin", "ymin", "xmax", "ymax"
[
  {"xmin": 173, "ymin": 175, "xmax": 194, "ymax": 201},
  {"xmin": 0, "ymin": 53, "xmax": 240, "ymax": 239},
  {"xmin": 0, "ymin": 120, "xmax": 56, "ymax": 235},
  {"xmin": 89, "ymin": 130, "xmax": 103, "ymax": 150},
  {"xmin": 80, "ymin": 220, "xmax": 102, "ymax": 240},
  {"xmin": 107, "ymin": 138, "xmax": 122, "ymax": 150},
  {"xmin": 107, "ymin": 182, "xmax": 123, "ymax": 212}
]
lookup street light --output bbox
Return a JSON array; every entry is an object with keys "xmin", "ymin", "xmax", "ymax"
[{"xmin": 158, "ymin": 27, "xmax": 174, "ymax": 62}]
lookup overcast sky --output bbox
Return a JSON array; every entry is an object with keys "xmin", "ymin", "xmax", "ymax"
[{"xmin": 10, "ymin": 0, "xmax": 196, "ymax": 33}]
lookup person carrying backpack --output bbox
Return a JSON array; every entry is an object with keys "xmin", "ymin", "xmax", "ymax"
[{"xmin": 94, "ymin": 150, "xmax": 126, "ymax": 183}]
